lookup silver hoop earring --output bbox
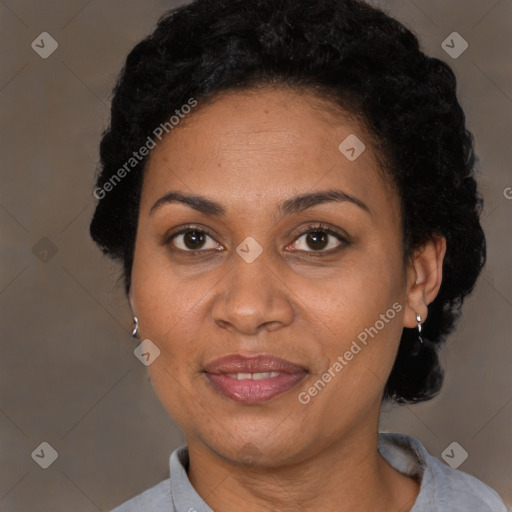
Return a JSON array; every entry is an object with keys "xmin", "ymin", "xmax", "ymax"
[
  {"xmin": 416, "ymin": 314, "xmax": 424, "ymax": 345},
  {"xmin": 131, "ymin": 316, "xmax": 139, "ymax": 338}
]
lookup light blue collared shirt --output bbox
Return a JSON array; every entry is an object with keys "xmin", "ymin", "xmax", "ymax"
[{"xmin": 110, "ymin": 432, "xmax": 509, "ymax": 511}]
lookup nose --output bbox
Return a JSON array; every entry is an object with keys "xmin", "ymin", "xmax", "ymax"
[{"xmin": 210, "ymin": 248, "xmax": 295, "ymax": 336}]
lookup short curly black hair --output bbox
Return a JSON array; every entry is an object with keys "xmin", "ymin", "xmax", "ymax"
[{"xmin": 90, "ymin": 0, "xmax": 486, "ymax": 404}]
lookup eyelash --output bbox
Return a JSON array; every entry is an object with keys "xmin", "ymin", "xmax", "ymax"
[{"xmin": 164, "ymin": 223, "xmax": 349, "ymax": 257}]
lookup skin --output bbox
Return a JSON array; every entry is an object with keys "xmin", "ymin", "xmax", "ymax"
[{"xmin": 129, "ymin": 86, "xmax": 446, "ymax": 512}]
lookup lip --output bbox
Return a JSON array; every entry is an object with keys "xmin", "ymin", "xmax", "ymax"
[{"xmin": 203, "ymin": 354, "xmax": 308, "ymax": 404}]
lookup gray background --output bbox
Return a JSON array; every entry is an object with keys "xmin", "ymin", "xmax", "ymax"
[{"xmin": 1, "ymin": 0, "xmax": 511, "ymax": 510}]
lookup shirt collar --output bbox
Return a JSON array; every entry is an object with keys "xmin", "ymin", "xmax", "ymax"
[
  {"xmin": 169, "ymin": 445, "xmax": 214, "ymax": 512},
  {"xmin": 169, "ymin": 432, "xmax": 435, "ymax": 512}
]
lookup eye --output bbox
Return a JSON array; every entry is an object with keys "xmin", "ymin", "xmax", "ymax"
[
  {"xmin": 167, "ymin": 227, "xmax": 222, "ymax": 252},
  {"xmin": 289, "ymin": 224, "xmax": 347, "ymax": 253},
  {"xmin": 165, "ymin": 223, "xmax": 348, "ymax": 255}
]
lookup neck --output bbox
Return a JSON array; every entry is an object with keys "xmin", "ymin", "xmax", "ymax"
[{"xmin": 186, "ymin": 424, "xmax": 420, "ymax": 512}]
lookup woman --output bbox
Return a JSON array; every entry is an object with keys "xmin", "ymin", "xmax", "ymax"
[{"xmin": 90, "ymin": 0, "xmax": 509, "ymax": 510}]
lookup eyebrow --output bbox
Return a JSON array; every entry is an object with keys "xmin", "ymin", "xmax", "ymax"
[{"xmin": 149, "ymin": 189, "xmax": 371, "ymax": 218}]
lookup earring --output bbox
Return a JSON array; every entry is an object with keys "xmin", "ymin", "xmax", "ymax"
[
  {"xmin": 416, "ymin": 313, "xmax": 424, "ymax": 345},
  {"xmin": 131, "ymin": 316, "xmax": 139, "ymax": 338}
]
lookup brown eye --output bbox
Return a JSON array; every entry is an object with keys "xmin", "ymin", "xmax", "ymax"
[
  {"xmin": 290, "ymin": 226, "xmax": 347, "ymax": 253},
  {"xmin": 169, "ymin": 229, "xmax": 220, "ymax": 251},
  {"xmin": 183, "ymin": 230, "xmax": 206, "ymax": 249},
  {"xmin": 305, "ymin": 231, "xmax": 329, "ymax": 250}
]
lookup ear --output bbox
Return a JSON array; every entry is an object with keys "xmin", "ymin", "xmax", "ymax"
[
  {"xmin": 128, "ymin": 285, "xmax": 136, "ymax": 314},
  {"xmin": 403, "ymin": 235, "xmax": 447, "ymax": 329}
]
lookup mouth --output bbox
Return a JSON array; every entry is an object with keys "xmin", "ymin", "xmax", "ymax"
[{"xmin": 203, "ymin": 354, "xmax": 308, "ymax": 404}]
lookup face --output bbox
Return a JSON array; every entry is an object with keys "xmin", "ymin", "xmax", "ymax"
[{"xmin": 130, "ymin": 86, "xmax": 415, "ymax": 466}]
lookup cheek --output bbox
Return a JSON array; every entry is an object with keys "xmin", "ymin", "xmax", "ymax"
[
  {"xmin": 296, "ymin": 249, "xmax": 405, "ymax": 396},
  {"xmin": 305, "ymin": 249, "xmax": 403, "ymax": 331},
  {"xmin": 131, "ymin": 240, "xmax": 214, "ymax": 339},
  {"xmin": 131, "ymin": 257, "xmax": 208, "ymax": 425}
]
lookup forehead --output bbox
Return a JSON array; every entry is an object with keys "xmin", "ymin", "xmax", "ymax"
[{"xmin": 141, "ymin": 87, "xmax": 398, "ymax": 220}]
